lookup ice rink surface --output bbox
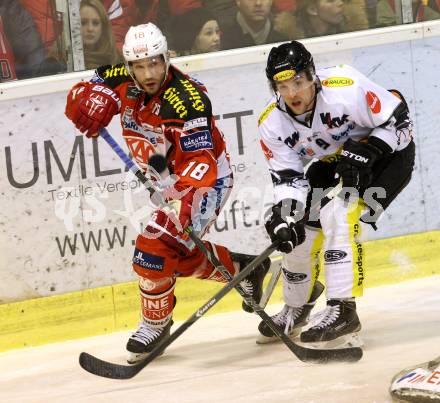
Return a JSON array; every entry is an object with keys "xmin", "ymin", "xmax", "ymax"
[{"xmin": 1, "ymin": 276, "xmax": 439, "ymax": 403}]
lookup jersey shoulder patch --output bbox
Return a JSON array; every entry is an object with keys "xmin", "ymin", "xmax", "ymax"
[
  {"xmin": 162, "ymin": 72, "xmax": 211, "ymax": 121},
  {"xmin": 94, "ymin": 63, "xmax": 132, "ymax": 88},
  {"xmin": 258, "ymin": 102, "xmax": 277, "ymax": 126}
]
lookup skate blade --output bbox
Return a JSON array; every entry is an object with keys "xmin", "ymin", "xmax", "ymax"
[
  {"xmin": 256, "ymin": 328, "xmax": 302, "ymax": 345},
  {"xmin": 127, "ymin": 351, "xmax": 150, "ymax": 364},
  {"xmin": 301, "ymin": 332, "xmax": 364, "ymax": 349},
  {"xmin": 126, "ymin": 349, "xmax": 164, "ymax": 364}
]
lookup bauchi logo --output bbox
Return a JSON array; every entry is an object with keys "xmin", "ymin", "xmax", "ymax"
[
  {"xmin": 322, "ymin": 77, "xmax": 354, "ymax": 87},
  {"xmin": 324, "ymin": 250, "xmax": 348, "ymax": 262},
  {"xmin": 273, "ymin": 69, "xmax": 296, "ymax": 81}
]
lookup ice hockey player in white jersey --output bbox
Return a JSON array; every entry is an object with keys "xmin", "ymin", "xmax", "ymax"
[{"xmin": 257, "ymin": 41, "xmax": 415, "ymax": 347}]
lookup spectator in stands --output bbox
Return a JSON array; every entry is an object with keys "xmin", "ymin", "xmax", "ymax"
[
  {"xmin": 221, "ymin": 0, "xmax": 288, "ymax": 50},
  {"xmin": 80, "ymin": 0, "xmax": 122, "ymax": 69},
  {"xmin": 20, "ymin": 0, "xmax": 67, "ymax": 74},
  {"xmin": 203, "ymin": 0, "xmax": 296, "ymax": 32},
  {"xmin": 203, "ymin": 0, "xmax": 237, "ymax": 30},
  {"xmin": 0, "ymin": 0, "xmax": 56, "ymax": 81},
  {"xmin": 101, "ymin": 0, "xmax": 136, "ymax": 49},
  {"xmin": 135, "ymin": 0, "xmax": 202, "ymax": 32},
  {"xmin": 376, "ymin": 0, "xmax": 440, "ymax": 27},
  {"xmin": 275, "ymin": 0, "xmax": 368, "ymax": 40},
  {"xmin": 364, "ymin": 0, "xmax": 378, "ymax": 27},
  {"xmin": 414, "ymin": 0, "xmax": 440, "ymax": 20},
  {"xmin": 170, "ymin": 8, "xmax": 222, "ymax": 56},
  {"xmin": 272, "ymin": 0, "xmax": 296, "ymax": 12},
  {"xmin": 20, "ymin": 0, "xmax": 62, "ymax": 54}
]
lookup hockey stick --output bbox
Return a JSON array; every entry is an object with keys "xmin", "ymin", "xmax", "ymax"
[
  {"xmin": 259, "ymin": 258, "xmax": 282, "ymax": 308},
  {"xmin": 99, "ymin": 128, "xmax": 360, "ymax": 364},
  {"xmin": 254, "ymin": 181, "xmax": 345, "ymax": 308},
  {"xmin": 79, "ymin": 240, "xmax": 279, "ymax": 379},
  {"xmin": 79, "ymin": 129, "xmax": 362, "ymax": 379}
]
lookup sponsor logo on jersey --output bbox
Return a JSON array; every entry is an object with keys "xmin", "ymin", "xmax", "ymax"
[
  {"xmin": 283, "ymin": 131, "xmax": 299, "ymax": 149},
  {"xmin": 126, "ymin": 85, "xmax": 141, "ymax": 99},
  {"xmin": 354, "ymin": 224, "xmax": 364, "ymax": 286},
  {"xmin": 179, "ymin": 79, "xmax": 206, "ymax": 112},
  {"xmin": 273, "ymin": 69, "xmax": 296, "ymax": 81},
  {"xmin": 133, "ymin": 248, "xmax": 164, "ymax": 271},
  {"xmin": 320, "ymin": 112, "xmax": 349, "ymax": 129},
  {"xmin": 258, "ymin": 102, "xmax": 277, "ymax": 126},
  {"xmin": 331, "ymin": 122, "xmax": 355, "ymax": 141},
  {"xmin": 282, "ymin": 268, "xmax": 307, "ymax": 283},
  {"xmin": 366, "ymin": 91, "xmax": 381, "ymax": 114},
  {"xmin": 260, "ymin": 139, "xmax": 273, "ymax": 160},
  {"xmin": 90, "ymin": 72, "xmax": 104, "ymax": 83},
  {"xmin": 321, "ymin": 152, "xmax": 341, "ymax": 163},
  {"xmin": 125, "ymin": 136, "xmax": 156, "ymax": 168},
  {"xmin": 152, "ymin": 102, "xmax": 161, "ymax": 115},
  {"xmin": 163, "ymin": 87, "xmax": 188, "ymax": 118},
  {"xmin": 102, "ymin": 65, "xmax": 129, "ymax": 79},
  {"xmin": 321, "ymin": 77, "xmax": 354, "ymax": 87},
  {"xmin": 122, "ymin": 107, "xmax": 144, "ymax": 135},
  {"xmin": 183, "ymin": 117, "xmax": 208, "ymax": 131},
  {"xmin": 180, "ymin": 130, "xmax": 213, "ymax": 152},
  {"xmin": 324, "ymin": 250, "xmax": 348, "ymax": 262}
]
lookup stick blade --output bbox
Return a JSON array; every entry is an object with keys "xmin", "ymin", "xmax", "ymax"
[
  {"xmin": 79, "ymin": 352, "xmax": 141, "ymax": 379},
  {"xmin": 296, "ymin": 345, "xmax": 363, "ymax": 364}
]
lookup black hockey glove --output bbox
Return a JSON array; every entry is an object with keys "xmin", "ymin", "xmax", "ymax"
[
  {"xmin": 265, "ymin": 199, "xmax": 306, "ymax": 254},
  {"xmin": 335, "ymin": 138, "xmax": 384, "ymax": 189}
]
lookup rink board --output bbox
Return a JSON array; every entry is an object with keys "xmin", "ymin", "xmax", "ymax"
[
  {"xmin": 1, "ymin": 230, "xmax": 438, "ymax": 352},
  {"xmin": 1, "ymin": 29, "xmax": 440, "ymax": 304}
]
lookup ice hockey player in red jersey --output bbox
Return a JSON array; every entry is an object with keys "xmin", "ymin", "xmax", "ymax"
[
  {"xmin": 256, "ymin": 41, "xmax": 415, "ymax": 348},
  {"xmin": 65, "ymin": 23, "xmax": 269, "ymax": 364}
]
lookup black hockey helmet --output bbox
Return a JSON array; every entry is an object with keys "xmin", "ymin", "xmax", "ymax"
[{"xmin": 266, "ymin": 41, "xmax": 315, "ymax": 88}]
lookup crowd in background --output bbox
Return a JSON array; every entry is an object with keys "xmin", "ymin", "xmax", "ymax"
[{"xmin": 1, "ymin": 0, "xmax": 440, "ymax": 82}]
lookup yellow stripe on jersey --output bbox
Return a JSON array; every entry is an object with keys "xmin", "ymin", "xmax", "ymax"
[
  {"xmin": 310, "ymin": 229, "xmax": 324, "ymax": 300},
  {"xmin": 349, "ymin": 200, "xmax": 367, "ymax": 297},
  {"xmin": 258, "ymin": 102, "xmax": 277, "ymax": 126}
]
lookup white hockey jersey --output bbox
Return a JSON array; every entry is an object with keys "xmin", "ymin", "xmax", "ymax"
[{"xmin": 258, "ymin": 64, "xmax": 412, "ymax": 205}]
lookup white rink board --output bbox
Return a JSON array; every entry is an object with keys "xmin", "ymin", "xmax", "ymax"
[
  {"xmin": 0, "ymin": 37, "xmax": 439, "ymax": 301},
  {"xmin": 1, "ymin": 276, "xmax": 440, "ymax": 403}
]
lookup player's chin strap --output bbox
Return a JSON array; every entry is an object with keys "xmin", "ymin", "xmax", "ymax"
[{"xmin": 80, "ymin": 128, "xmax": 362, "ymax": 380}]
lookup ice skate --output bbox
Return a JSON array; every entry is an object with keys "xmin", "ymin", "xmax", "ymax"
[
  {"xmin": 126, "ymin": 319, "xmax": 173, "ymax": 364},
  {"xmin": 300, "ymin": 299, "xmax": 363, "ymax": 349},
  {"xmin": 230, "ymin": 252, "xmax": 271, "ymax": 313},
  {"xmin": 256, "ymin": 280, "xmax": 325, "ymax": 344}
]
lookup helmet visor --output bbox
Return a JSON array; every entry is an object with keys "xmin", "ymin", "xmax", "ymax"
[{"xmin": 274, "ymin": 70, "xmax": 315, "ymax": 96}]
